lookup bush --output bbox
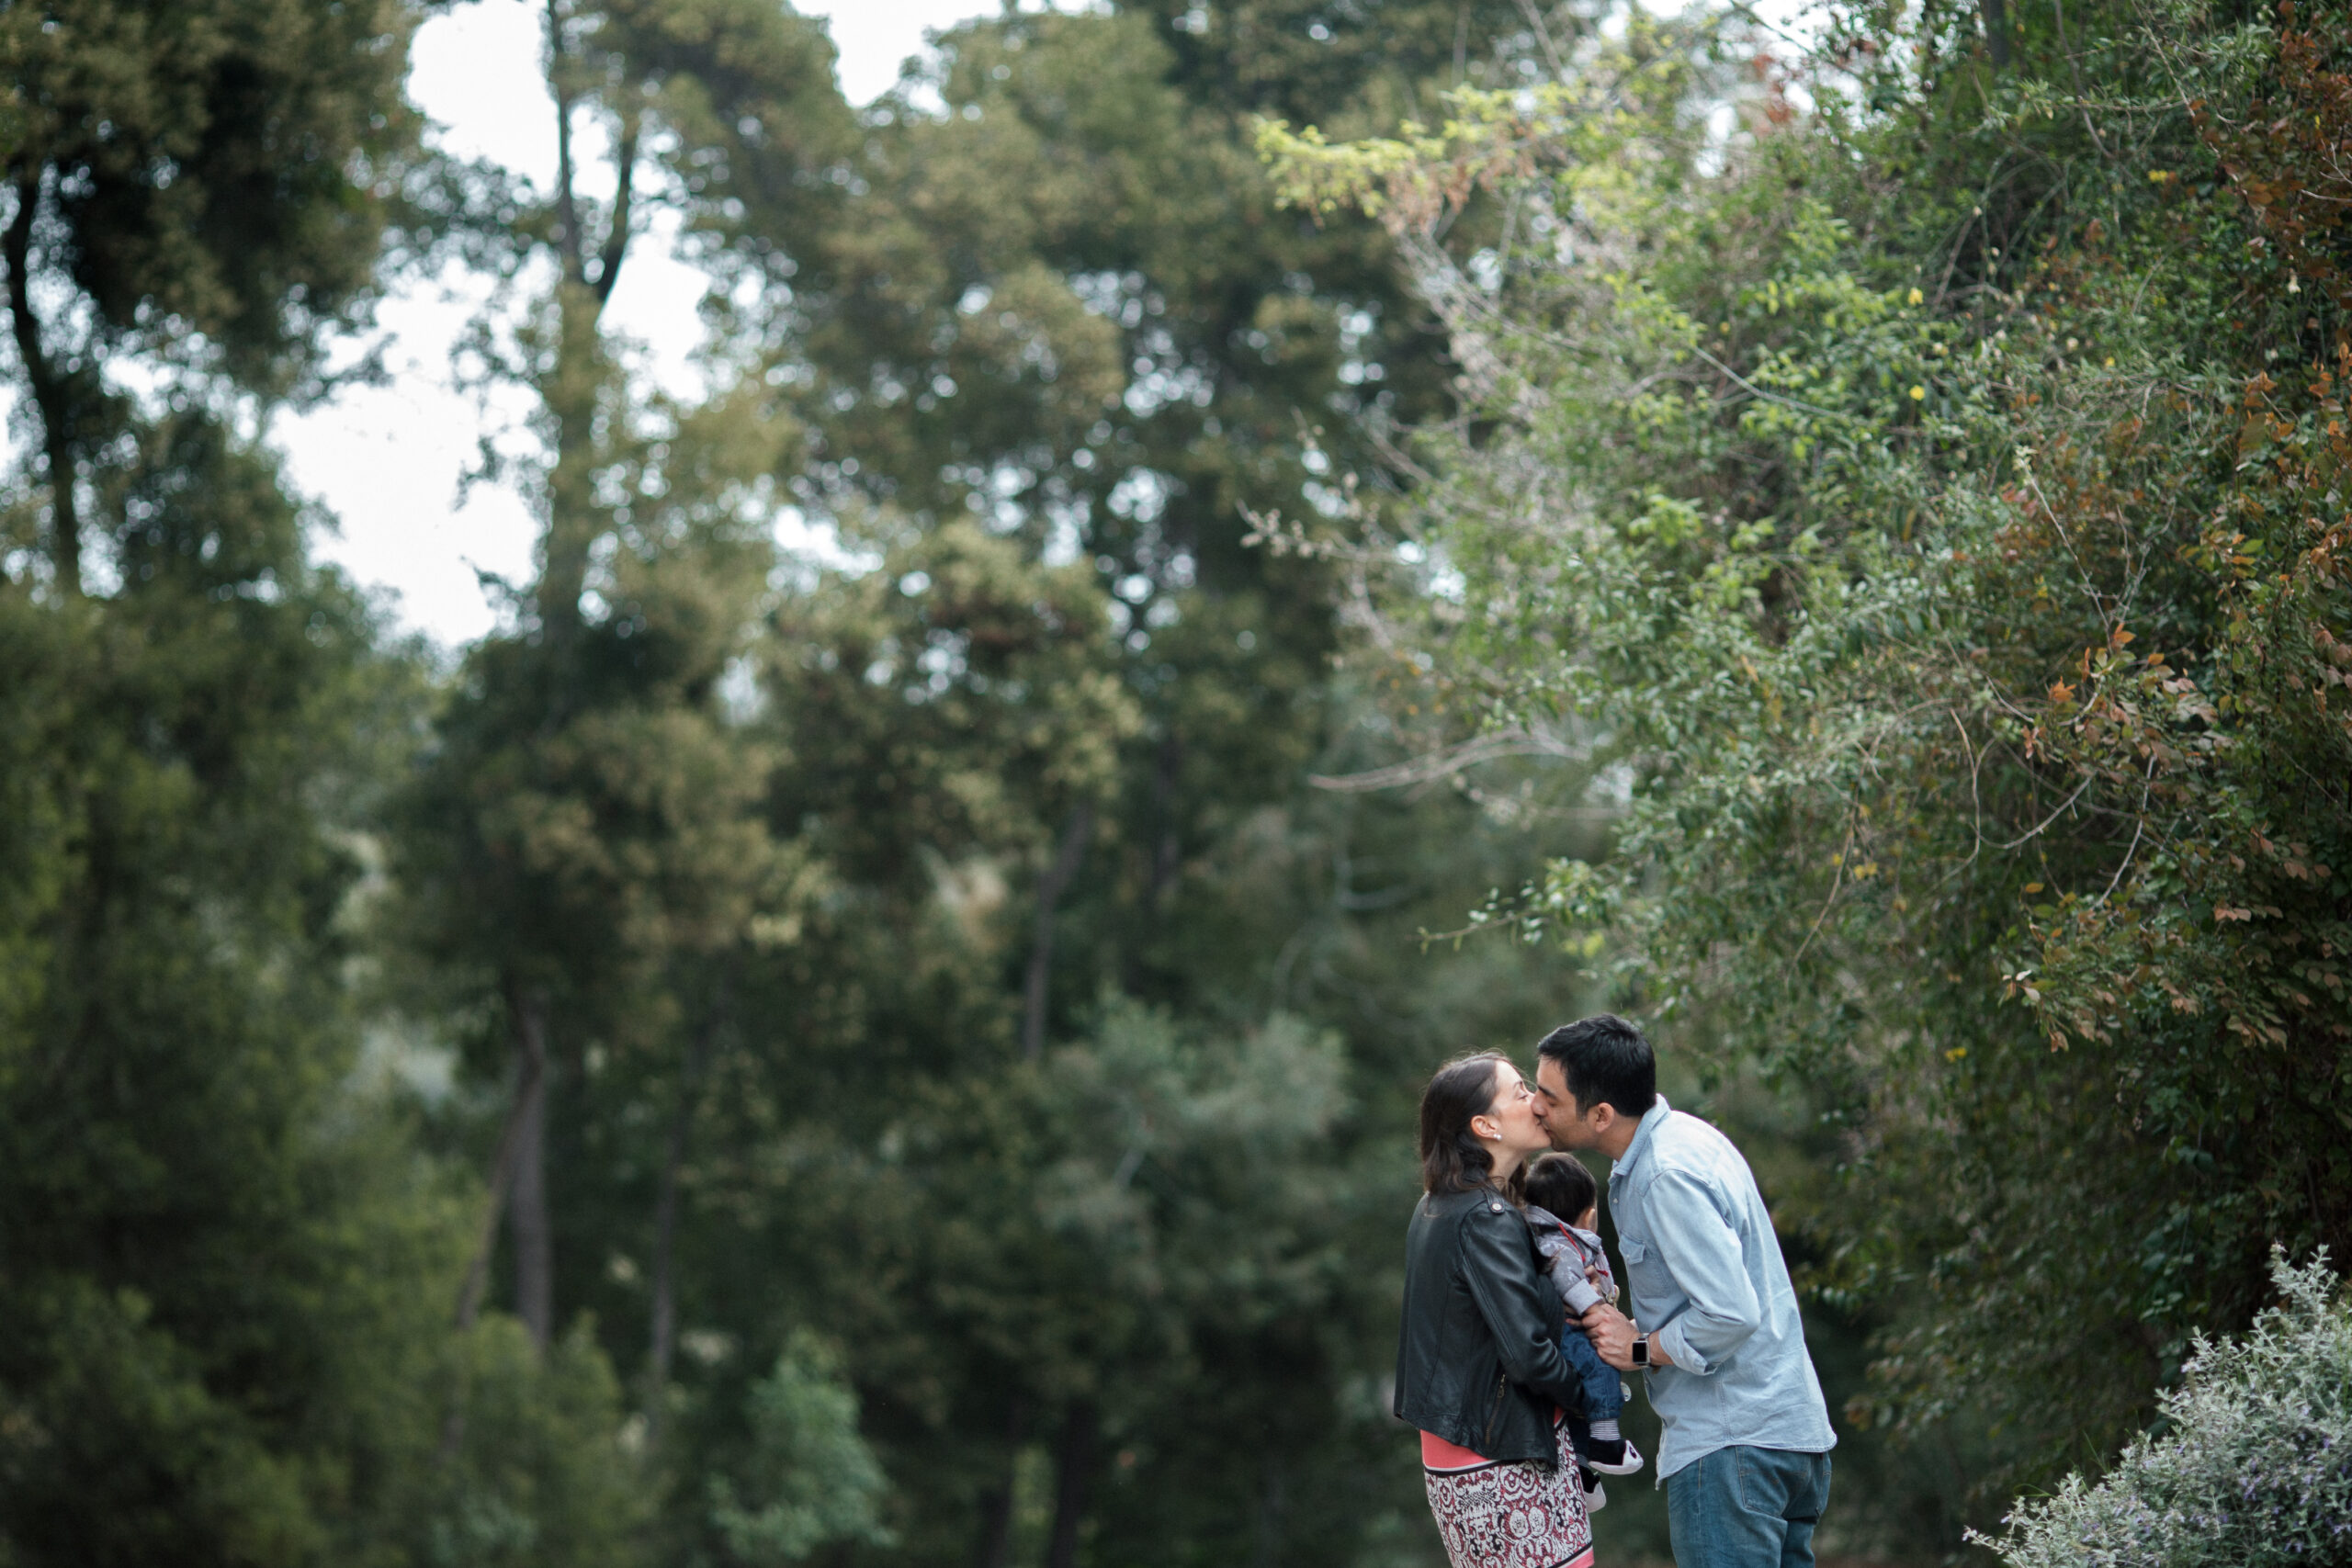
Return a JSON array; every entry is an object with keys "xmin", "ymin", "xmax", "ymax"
[
  {"xmin": 706, "ymin": 1331, "xmax": 891, "ymax": 1566},
  {"xmin": 422, "ymin": 1318, "xmax": 651, "ymax": 1568},
  {"xmin": 1981, "ymin": 1251, "xmax": 2352, "ymax": 1568}
]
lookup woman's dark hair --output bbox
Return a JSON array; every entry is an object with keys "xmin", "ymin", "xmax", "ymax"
[
  {"xmin": 1419, "ymin": 1052, "xmax": 1518, "ymax": 1197},
  {"xmin": 1524, "ymin": 1153, "xmax": 1598, "ymax": 1224}
]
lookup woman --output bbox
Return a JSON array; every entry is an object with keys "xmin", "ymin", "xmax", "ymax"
[{"xmin": 1396, "ymin": 1053, "xmax": 1595, "ymax": 1568}]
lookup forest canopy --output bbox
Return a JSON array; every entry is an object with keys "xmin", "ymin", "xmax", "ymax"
[{"xmin": 3, "ymin": 0, "xmax": 2348, "ymax": 1564}]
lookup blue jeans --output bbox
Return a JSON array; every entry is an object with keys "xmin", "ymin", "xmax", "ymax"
[
  {"xmin": 1665, "ymin": 1446, "xmax": 1831, "ymax": 1568},
  {"xmin": 1555, "ymin": 1324, "xmax": 1623, "ymax": 1421}
]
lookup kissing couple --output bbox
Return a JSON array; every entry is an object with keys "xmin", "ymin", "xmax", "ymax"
[{"xmin": 1394, "ymin": 1015, "xmax": 1837, "ymax": 1568}]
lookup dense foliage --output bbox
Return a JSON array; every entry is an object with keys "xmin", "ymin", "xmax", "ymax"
[
  {"xmin": 5, "ymin": 1, "xmax": 1599, "ymax": 1564},
  {"xmin": 1268, "ymin": 0, "xmax": 2352, "ymax": 1505},
  {"xmin": 9, "ymin": 0, "xmax": 2346, "ymax": 1562}
]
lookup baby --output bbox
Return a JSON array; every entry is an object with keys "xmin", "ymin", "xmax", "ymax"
[{"xmin": 1522, "ymin": 1153, "xmax": 1644, "ymax": 1487}]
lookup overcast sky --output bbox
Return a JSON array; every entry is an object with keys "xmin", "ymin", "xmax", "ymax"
[{"xmin": 276, "ymin": 0, "xmax": 1005, "ymax": 649}]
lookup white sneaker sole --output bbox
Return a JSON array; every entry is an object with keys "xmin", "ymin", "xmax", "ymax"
[{"xmin": 1586, "ymin": 1439, "xmax": 1645, "ymax": 1477}]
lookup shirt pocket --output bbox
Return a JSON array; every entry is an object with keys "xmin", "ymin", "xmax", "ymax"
[{"xmin": 1613, "ymin": 1232, "xmax": 1673, "ymax": 1305}]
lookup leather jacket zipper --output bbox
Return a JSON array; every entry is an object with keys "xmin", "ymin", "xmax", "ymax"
[{"xmin": 1479, "ymin": 1370, "xmax": 1509, "ymax": 1450}]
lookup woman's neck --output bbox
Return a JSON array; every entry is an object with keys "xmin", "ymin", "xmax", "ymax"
[{"xmin": 1486, "ymin": 1146, "xmax": 1524, "ymax": 1185}]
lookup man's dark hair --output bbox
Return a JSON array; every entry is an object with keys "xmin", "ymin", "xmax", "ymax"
[
  {"xmin": 1535, "ymin": 1013, "xmax": 1657, "ymax": 1121},
  {"xmin": 1523, "ymin": 1153, "xmax": 1598, "ymax": 1224}
]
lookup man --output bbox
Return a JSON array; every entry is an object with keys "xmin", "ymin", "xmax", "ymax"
[{"xmin": 1532, "ymin": 1015, "xmax": 1836, "ymax": 1568}]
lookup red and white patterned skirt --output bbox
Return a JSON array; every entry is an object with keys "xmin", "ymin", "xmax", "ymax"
[{"xmin": 1419, "ymin": 1425, "xmax": 1594, "ymax": 1568}]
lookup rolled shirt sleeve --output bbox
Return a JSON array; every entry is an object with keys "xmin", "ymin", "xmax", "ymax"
[
  {"xmin": 1608, "ymin": 1098, "xmax": 1837, "ymax": 1477},
  {"xmin": 1642, "ymin": 1168, "xmax": 1763, "ymax": 1377}
]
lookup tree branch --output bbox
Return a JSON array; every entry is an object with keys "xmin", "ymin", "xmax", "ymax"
[
  {"xmin": 594, "ymin": 108, "xmax": 640, "ymax": 307},
  {"xmin": 1309, "ymin": 726, "xmax": 1587, "ymax": 792}
]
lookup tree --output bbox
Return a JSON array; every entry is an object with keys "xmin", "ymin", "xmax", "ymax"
[
  {"xmin": 1266, "ymin": 0, "xmax": 2352, "ymax": 1517},
  {"xmin": 0, "ymin": 420, "xmax": 444, "ymax": 1565},
  {"xmin": 390, "ymin": 6, "xmax": 1694, "ymax": 1565},
  {"xmin": 595, "ymin": 7, "xmax": 1630, "ymax": 1563},
  {"xmin": 0, "ymin": 0, "xmax": 421, "ymax": 591},
  {"xmin": 0, "ymin": 7, "xmax": 519, "ymax": 1561},
  {"xmin": 10, "ymin": 3, "xmax": 1643, "ymax": 1565},
  {"xmin": 392, "ymin": 0, "xmax": 853, "ymax": 1363}
]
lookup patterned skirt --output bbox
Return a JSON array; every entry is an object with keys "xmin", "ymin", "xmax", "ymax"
[{"xmin": 1421, "ymin": 1425, "xmax": 1594, "ymax": 1568}]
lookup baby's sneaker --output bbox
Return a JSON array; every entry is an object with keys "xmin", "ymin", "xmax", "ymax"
[
  {"xmin": 1577, "ymin": 1470, "xmax": 1606, "ymax": 1512},
  {"xmin": 1586, "ymin": 1438, "xmax": 1645, "ymax": 1477}
]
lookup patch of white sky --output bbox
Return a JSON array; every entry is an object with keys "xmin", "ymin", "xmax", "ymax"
[{"xmin": 276, "ymin": 0, "xmax": 1004, "ymax": 649}]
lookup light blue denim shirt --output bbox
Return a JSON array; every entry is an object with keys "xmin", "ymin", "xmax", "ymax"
[{"xmin": 1608, "ymin": 1097, "xmax": 1836, "ymax": 1478}]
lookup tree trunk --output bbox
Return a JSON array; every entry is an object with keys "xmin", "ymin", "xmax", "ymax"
[
  {"xmin": 450, "ymin": 998, "xmax": 548, "ymax": 1333},
  {"xmin": 1124, "ymin": 734, "xmax": 1182, "ymax": 993},
  {"xmin": 1148, "ymin": 734, "xmax": 1183, "ymax": 908},
  {"xmin": 1045, "ymin": 1400, "xmax": 1098, "ymax": 1568},
  {"xmin": 440, "ymin": 983, "xmax": 552, "ymax": 1461},
  {"xmin": 547, "ymin": 0, "xmax": 585, "ymax": 285},
  {"xmin": 533, "ymin": 0, "xmax": 629, "ymax": 649},
  {"xmin": 536, "ymin": 280, "xmax": 608, "ymax": 647},
  {"xmin": 644, "ymin": 991, "xmax": 725, "ymax": 1442},
  {"xmin": 1981, "ymin": 0, "xmax": 2010, "ymax": 67},
  {"xmin": 5, "ymin": 173, "xmax": 82, "ymax": 592},
  {"xmin": 1023, "ymin": 805, "xmax": 1093, "ymax": 1060},
  {"xmin": 974, "ymin": 1397, "xmax": 1028, "ymax": 1568},
  {"xmin": 1252, "ymin": 1453, "xmax": 1286, "ymax": 1568},
  {"xmin": 508, "ymin": 991, "xmax": 554, "ymax": 1349}
]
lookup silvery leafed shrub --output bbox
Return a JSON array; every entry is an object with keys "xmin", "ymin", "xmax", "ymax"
[{"xmin": 1980, "ymin": 1250, "xmax": 2351, "ymax": 1568}]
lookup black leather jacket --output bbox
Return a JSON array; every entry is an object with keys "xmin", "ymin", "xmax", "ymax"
[{"xmin": 1393, "ymin": 1184, "xmax": 1588, "ymax": 1466}]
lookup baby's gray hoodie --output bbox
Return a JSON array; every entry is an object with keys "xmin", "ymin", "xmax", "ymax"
[{"xmin": 1523, "ymin": 1202, "xmax": 1617, "ymax": 1319}]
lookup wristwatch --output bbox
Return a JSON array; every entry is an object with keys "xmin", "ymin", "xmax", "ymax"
[{"xmin": 1631, "ymin": 1333, "xmax": 1652, "ymax": 1369}]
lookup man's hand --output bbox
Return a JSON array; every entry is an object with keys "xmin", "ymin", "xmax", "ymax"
[{"xmin": 1580, "ymin": 1303, "xmax": 1669, "ymax": 1371}]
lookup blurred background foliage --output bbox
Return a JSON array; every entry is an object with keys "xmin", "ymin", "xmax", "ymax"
[{"xmin": 2, "ymin": 0, "xmax": 2346, "ymax": 1563}]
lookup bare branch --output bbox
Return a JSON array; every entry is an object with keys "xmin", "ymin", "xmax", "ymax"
[
  {"xmin": 594, "ymin": 107, "xmax": 640, "ymax": 307},
  {"xmin": 1309, "ymin": 726, "xmax": 1587, "ymax": 792},
  {"xmin": 1997, "ymin": 772, "xmax": 2096, "ymax": 850}
]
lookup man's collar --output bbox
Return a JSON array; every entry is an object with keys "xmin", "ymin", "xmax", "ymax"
[{"xmin": 1610, "ymin": 1095, "xmax": 1672, "ymax": 1180}]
